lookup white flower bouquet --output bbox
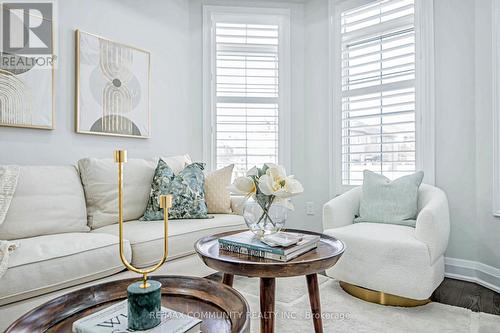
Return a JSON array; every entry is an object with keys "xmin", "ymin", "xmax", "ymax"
[{"xmin": 229, "ymin": 164, "xmax": 304, "ymax": 236}]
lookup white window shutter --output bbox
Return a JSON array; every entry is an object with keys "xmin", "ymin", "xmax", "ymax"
[
  {"xmin": 214, "ymin": 22, "xmax": 280, "ymax": 177},
  {"xmin": 340, "ymin": 0, "xmax": 416, "ymax": 185}
]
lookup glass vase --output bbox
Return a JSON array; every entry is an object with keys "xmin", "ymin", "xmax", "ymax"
[{"xmin": 243, "ymin": 201, "xmax": 288, "ymax": 239}]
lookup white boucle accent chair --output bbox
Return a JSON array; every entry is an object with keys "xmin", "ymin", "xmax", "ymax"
[{"xmin": 323, "ymin": 184, "xmax": 450, "ymax": 301}]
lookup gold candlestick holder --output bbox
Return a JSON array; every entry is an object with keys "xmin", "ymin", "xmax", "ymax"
[{"xmin": 114, "ymin": 150, "xmax": 172, "ymax": 330}]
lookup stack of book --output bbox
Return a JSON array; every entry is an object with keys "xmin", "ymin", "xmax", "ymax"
[
  {"xmin": 72, "ymin": 300, "xmax": 201, "ymax": 333},
  {"xmin": 218, "ymin": 231, "xmax": 320, "ymax": 262}
]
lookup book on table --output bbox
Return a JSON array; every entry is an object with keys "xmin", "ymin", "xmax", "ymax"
[
  {"xmin": 218, "ymin": 231, "xmax": 320, "ymax": 262},
  {"xmin": 72, "ymin": 300, "xmax": 201, "ymax": 333}
]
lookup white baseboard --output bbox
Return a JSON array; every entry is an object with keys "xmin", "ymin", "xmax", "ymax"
[{"xmin": 445, "ymin": 257, "xmax": 500, "ymax": 293}]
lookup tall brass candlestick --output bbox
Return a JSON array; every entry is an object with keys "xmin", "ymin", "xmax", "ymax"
[{"xmin": 115, "ymin": 150, "xmax": 172, "ymax": 330}]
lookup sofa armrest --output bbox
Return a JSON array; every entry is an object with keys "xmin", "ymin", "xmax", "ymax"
[
  {"xmin": 415, "ymin": 185, "xmax": 450, "ymax": 264},
  {"xmin": 322, "ymin": 187, "xmax": 361, "ymax": 231}
]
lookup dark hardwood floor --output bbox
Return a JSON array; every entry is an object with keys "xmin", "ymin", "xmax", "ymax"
[
  {"xmin": 208, "ymin": 273, "xmax": 500, "ymax": 315},
  {"xmin": 432, "ymin": 278, "xmax": 500, "ymax": 315}
]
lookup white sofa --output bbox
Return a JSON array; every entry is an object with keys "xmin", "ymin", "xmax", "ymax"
[
  {"xmin": 0, "ymin": 158, "xmax": 245, "ymax": 330},
  {"xmin": 322, "ymin": 184, "xmax": 450, "ymax": 300}
]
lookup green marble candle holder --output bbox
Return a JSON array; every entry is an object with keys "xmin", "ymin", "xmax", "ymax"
[
  {"xmin": 115, "ymin": 151, "xmax": 172, "ymax": 331},
  {"xmin": 127, "ymin": 280, "xmax": 162, "ymax": 331}
]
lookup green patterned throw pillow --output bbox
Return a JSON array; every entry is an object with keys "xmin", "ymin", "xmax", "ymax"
[{"xmin": 142, "ymin": 160, "xmax": 210, "ymax": 220}]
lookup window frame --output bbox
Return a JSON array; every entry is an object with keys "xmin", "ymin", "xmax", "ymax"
[
  {"xmin": 329, "ymin": 0, "xmax": 435, "ymax": 195},
  {"xmin": 202, "ymin": 5, "xmax": 291, "ymax": 174}
]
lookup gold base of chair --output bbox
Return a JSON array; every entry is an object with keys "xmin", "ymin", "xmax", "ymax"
[{"xmin": 339, "ymin": 281, "xmax": 430, "ymax": 307}]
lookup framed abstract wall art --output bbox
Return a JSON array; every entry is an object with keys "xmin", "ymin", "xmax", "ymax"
[
  {"xmin": 0, "ymin": 3, "xmax": 55, "ymax": 130},
  {"xmin": 75, "ymin": 30, "xmax": 151, "ymax": 138}
]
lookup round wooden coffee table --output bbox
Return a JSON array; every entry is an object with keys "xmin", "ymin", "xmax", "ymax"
[
  {"xmin": 195, "ymin": 229, "xmax": 345, "ymax": 333},
  {"xmin": 5, "ymin": 276, "xmax": 250, "ymax": 333}
]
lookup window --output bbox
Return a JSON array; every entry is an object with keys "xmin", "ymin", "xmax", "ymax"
[
  {"xmin": 331, "ymin": 0, "xmax": 434, "ymax": 191},
  {"xmin": 203, "ymin": 7, "xmax": 290, "ymax": 178}
]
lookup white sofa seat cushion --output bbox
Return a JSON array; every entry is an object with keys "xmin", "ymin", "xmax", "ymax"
[
  {"xmin": 92, "ymin": 214, "xmax": 245, "ymax": 268},
  {"xmin": 0, "ymin": 166, "xmax": 89, "ymax": 240},
  {"xmin": 324, "ymin": 222, "xmax": 442, "ymax": 300},
  {"xmin": 0, "ymin": 233, "xmax": 131, "ymax": 306}
]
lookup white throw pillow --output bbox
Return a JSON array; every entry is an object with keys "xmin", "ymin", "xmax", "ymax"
[{"xmin": 78, "ymin": 155, "xmax": 191, "ymax": 229}]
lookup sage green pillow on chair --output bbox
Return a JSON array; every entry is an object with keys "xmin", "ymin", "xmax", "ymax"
[{"xmin": 355, "ymin": 170, "xmax": 424, "ymax": 227}]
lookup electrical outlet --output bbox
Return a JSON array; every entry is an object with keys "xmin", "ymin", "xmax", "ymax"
[{"xmin": 306, "ymin": 201, "xmax": 315, "ymax": 216}]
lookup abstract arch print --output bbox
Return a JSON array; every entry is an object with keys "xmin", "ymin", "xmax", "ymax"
[{"xmin": 76, "ymin": 30, "xmax": 150, "ymax": 138}]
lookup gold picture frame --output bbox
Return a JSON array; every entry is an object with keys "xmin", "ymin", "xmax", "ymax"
[
  {"xmin": 75, "ymin": 30, "xmax": 151, "ymax": 139},
  {"xmin": 0, "ymin": 6, "xmax": 55, "ymax": 130}
]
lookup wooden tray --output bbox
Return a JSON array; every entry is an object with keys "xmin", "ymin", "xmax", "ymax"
[{"xmin": 5, "ymin": 276, "xmax": 250, "ymax": 333}]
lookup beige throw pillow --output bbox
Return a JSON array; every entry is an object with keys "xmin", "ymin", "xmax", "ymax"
[
  {"xmin": 78, "ymin": 155, "xmax": 192, "ymax": 229},
  {"xmin": 204, "ymin": 164, "xmax": 234, "ymax": 214},
  {"xmin": 78, "ymin": 158, "xmax": 157, "ymax": 229}
]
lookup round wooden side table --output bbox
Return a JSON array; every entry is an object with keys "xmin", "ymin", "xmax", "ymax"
[
  {"xmin": 195, "ymin": 229, "xmax": 345, "ymax": 333},
  {"xmin": 5, "ymin": 276, "xmax": 250, "ymax": 333}
]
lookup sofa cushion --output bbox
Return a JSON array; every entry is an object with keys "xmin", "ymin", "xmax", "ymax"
[
  {"xmin": 93, "ymin": 214, "xmax": 245, "ymax": 268},
  {"xmin": 0, "ymin": 166, "xmax": 89, "ymax": 240},
  {"xmin": 324, "ymin": 222, "xmax": 441, "ymax": 299},
  {"xmin": 78, "ymin": 155, "xmax": 192, "ymax": 229},
  {"xmin": 0, "ymin": 233, "xmax": 131, "ymax": 306}
]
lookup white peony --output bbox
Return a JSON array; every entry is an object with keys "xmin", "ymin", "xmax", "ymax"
[
  {"xmin": 229, "ymin": 164, "xmax": 303, "ymax": 211},
  {"xmin": 258, "ymin": 164, "xmax": 303, "ymax": 198},
  {"xmin": 284, "ymin": 176, "xmax": 304, "ymax": 195},
  {"xmin": 228, "ymin": 176, "xmax": 256, "ymax": 195}
]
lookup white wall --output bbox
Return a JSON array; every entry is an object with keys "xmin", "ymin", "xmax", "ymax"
[
  {"xmin": 434, "ymin": 0, "xmax": 500, "ymax": 277},
  {"xmin": 0, "ymin": 0, "xmax": 200, "ymax": 165},
  {"xmin": 435, "ymin": 0, "xmax": 500, "ymax": 286},
  {"xmin": 302, "ymin": 0, "xmax": 331, "ymax": 232},
  {"xmin": 474, "ymin": 0, "xmax": 500, "ymax": 270},
  {"xmin": 434, "ymin": 0, "xmax": 478, "ymax": 262}
]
